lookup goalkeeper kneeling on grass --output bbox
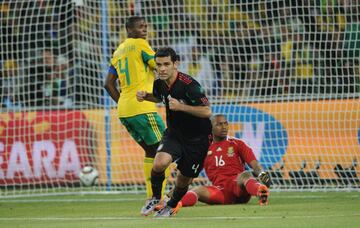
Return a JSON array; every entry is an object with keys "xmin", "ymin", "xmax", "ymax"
[{"xmin": 175, "ymin": 114, "xmax": 271, "ymax": 207}]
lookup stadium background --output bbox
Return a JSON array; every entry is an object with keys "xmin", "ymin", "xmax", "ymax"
[{"xmin": 0, "ymin": 0, "xmax": 359, "ymax": 196}]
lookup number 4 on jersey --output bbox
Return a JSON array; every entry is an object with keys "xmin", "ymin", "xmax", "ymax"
[{"xmin": 118, "ymin": 58, "xmax": 130, "ymax": 85}]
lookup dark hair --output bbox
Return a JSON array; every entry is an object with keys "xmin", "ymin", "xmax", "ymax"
[
  {"xmin": 155, "ymin": 47, "xmax": 178, "ymax": 62},
  {"xmin": 210, "ymin": 114, "xmax": 226, "ymax": 124},
  {"xmin": 125, "ymin": 16, "xmax": 145, "ymax": 30}
]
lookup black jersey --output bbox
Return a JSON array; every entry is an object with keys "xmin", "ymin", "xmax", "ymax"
[{"xmin": 153, "ymin": 72, "xmax": 212, "ymax": 142}]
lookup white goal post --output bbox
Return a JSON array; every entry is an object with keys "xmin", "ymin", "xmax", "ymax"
[{"xmin": 0, "ymin": 0, "xmax": 359, "ymax": 197}]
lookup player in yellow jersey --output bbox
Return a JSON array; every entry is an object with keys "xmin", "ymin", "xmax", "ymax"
[{"xmin": 104, "ymin": 16, "xmax": 168, "ymax": 201}]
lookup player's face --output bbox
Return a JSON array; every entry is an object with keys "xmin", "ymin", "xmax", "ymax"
[
  {"xmin": 129, "ymin": 20, "xmax": 147, "ymax": 39},
  {"xmin": 155, "ymin": 56, "xmax": 178, "ymax": 84},
  {"xmin": 212, "ymin": 115, "xmax": 228, "ymax": 139}
]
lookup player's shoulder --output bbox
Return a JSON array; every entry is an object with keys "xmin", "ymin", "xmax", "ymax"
[
  {"xmin": 154, "ymin": 78, "xmax": 163, "ymax": 87},
  {"xmin": 112, "ymin": 43, "xmax": 124, "ymax": 55},
  {"xmin": 177, "ymin": 72, "xmax": 197, "ymax": 85},
  {"xmin": 133, "ymin": 38, "xmax": 150, "ymax": 46},
  {"xmin": 178, "ymin": 72, "xmax": 204, "ymax": 94},
  {"xmin": 227, "ymin": 136, "xmax": 245, "ymax": 144},
  {"xmin": 227, "ymin": 136, "xmax": 252, "ymax": 149}
]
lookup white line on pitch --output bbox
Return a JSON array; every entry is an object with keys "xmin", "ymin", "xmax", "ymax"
[
  {"xmin": 0, "ymin": 194, "xmax": 358, "ymax": 203},
  {"xmin": 0, "ymin": 214, "xmax": 359, "ymax": 221},
  {"xmin": 0, "ymin": 198, "xmax": 143, "ymax": 203}
]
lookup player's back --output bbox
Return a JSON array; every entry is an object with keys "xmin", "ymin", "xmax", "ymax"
[{"xmin": 111, "ymin": 38, "xmax": 157, "ymax": 117}]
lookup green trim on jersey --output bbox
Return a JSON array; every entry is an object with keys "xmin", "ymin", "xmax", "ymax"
[
  {"xmin": 141, "ymin": 50, "xmax": 154, "ymax": 64},
  {"xmin": 141, "ymin": 51, "xmax": 154, "ymax": 72},
  {"xmin": 110, "ymin": 38, "xmax": 157, "ymax": 117}
]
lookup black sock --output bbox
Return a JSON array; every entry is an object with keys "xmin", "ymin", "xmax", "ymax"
[
  {"xmin": 151, "ymin": 169, "xmax": 165, "ymax": 200},
  {"xmin": 167, "ymin": 186, "xmax": 188, "ymax": 208}
]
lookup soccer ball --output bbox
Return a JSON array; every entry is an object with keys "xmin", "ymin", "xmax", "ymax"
[{"xmin": 79, "ymin": 166, "xmax": 99, "ymax": 186}]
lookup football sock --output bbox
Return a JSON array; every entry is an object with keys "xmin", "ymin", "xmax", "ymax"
[
  {"xmin": 151, "ymin": 169, "xmax": 165, "ymax": 200},
  {"xmin": 180, "ymin": 190, "xmax": 198, "ymax": 207},
  {"xmin": 245, "ymin": 178, "xmax": 261, "ymax": 196},
  {"xmin": 143, "ymin": 157, "xmax": 154, "ymax": 198},
  {"xmin": 167, "ymin": 186, "xmax": 188, "ymax": 208}
]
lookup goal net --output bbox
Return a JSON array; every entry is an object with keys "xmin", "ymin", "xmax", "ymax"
[{"xmin": 0, "ymin": 0, "xmax": 359, "ymax": 197}]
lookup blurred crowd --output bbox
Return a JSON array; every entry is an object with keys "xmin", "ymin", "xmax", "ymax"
[{"xmin": 1, "ymin": 0, "xmax": 360, "ymax": 110}]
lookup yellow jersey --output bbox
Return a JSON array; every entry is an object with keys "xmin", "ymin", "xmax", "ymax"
[{"xmin": 110, "ymin": 38, "xmax": 157, "ymax": 118}]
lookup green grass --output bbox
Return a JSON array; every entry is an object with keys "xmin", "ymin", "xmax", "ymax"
[{"xmin": 0, "ymin": 192, "xmax": 359, "ymax": 228}]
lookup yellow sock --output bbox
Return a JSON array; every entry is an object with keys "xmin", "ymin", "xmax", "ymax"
[
  {"xmin": 144, "ymin": 157, "xmax": 154, "ymax": 198},
  {"xmin": 162, "ymin": 166, "xmax": 171, "ymax": 197},
  {"xmin": 144, "ymin": 157, "xmax": 171, "ymax": 199}
]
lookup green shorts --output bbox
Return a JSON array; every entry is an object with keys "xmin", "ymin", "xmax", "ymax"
[{"xmin": 120, "ymin": 113, "xmax": 165, "ymax": 146}]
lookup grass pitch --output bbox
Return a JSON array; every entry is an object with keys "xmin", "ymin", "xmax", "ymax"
[{"xmin": 0, "ymin": 191, "xmax": 359, "ymax": 228}]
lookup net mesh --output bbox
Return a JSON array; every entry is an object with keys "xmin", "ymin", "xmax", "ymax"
[{"xmin": 0, "ymin": 0, "xmax": 359, "ymax": 196}]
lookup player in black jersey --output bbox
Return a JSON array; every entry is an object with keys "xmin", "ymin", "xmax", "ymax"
[{"xmin": 137, "ymin": 47, "xmax": 212, "ymax": 217}]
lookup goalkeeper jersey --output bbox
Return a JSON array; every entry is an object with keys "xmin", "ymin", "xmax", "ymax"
[
  {"xmin": 110, "ymin": 38, "xmax": 157, "ymax": 118},
  {"xmin": 204, "ymin": 137, "xmax": 256, "ymax": 187}
]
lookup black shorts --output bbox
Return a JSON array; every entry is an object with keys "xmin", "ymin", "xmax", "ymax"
[{"xmin": 157, "ymin": 129, "xmax": 210, "ymax": 178}]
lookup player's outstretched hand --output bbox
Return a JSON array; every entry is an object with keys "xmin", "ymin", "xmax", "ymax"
[
  {"xmin": 136, "ymin": 91, "xmax": 147, "ymax": 102},
  {"xmin": 258, "ymin": 171, "xmax": 271, "ymax": 188}
]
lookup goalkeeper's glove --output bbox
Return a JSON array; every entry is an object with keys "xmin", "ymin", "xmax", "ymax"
[{"xmin": 258, "ymin": 171, "xmax": 271, "ymax": 188}]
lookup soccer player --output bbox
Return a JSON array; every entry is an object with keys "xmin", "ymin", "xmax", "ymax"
[
  {"xmin": 137, "ymin": 47, "xmax": 212, "ymax": 217},
  {"xmin": 179, "ymin": 114, "xmax": 270, "ymax": 207},
  {"xmin": 104, "ymin": 16, "xmax": 168, "ymax": 199}
]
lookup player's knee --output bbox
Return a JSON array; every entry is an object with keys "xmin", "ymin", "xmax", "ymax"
[
  {"xmin": 152, "ymin": 163, "xmax": 167, "ymax": 173},
  {"xmin": 237, "ymin": 171, "xmax": 252, "ymax": 187},
  {"xmin": 152, "ymin": 152, "xmax": 172, "ymax": 172}
]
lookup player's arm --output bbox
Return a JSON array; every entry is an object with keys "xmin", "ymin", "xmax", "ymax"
[
  {"xmin": 249, "ymin": 160, "xmax": 271, "ymax": 187},
  {"xmin": 168, "ymin": 97, "xmax": 211, "ymax": 118},
  {"xmin": 142, "ymin": 51, "xmax": 156, "ymax": 70},
  {"xmin": 104, "ymin": 65, "xmax": 120, "ymax": 103},
  {"xmin": 136, "ymin": 91, "xmax": 160, "ymax": 103},
  {"xmin": 249, "ymin": 160, "xmax": 264, "ymax": 177},
  {"xmin": 169, "ymin": 82, "xmax": 211, "ymax": 118},
  {"xmin": 236, "ymin": 139, "xmax": 271, "ymax": 187},
  {"xmin": 140, "ymin": 40, "xmax": 156, "ymax": 70}
]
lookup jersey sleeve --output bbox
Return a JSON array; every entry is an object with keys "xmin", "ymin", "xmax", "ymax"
[
  {"xmin": 185, "ymin": 82, "xmax": 210, "ymax": 106},
  {"xmin": 110, "ymin": 51, "xmax": 118, "ymax": 70},
  {"xmin": 138, "ymin": 39, "xmax": 156, "ymax": 70},
  {"xmin": 108, "ymin": 65, "xmax": 118, "ymax": 76},
  {"xmin": 234, "ymin": 139, "xmax": 257, "ymax": 165}
]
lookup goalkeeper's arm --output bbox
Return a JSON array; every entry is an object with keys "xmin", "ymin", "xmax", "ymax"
[{"xmin": 249, "ymin": 160, "xmax": 271, "ymax": 187}]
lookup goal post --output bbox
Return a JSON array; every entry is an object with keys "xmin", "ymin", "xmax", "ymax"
[{"xmin": 0, "ymin": 0, "xmax": 359, "ymax": 197}]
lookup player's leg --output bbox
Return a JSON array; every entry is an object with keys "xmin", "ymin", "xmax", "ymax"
[
  {"xmin": 179, "ymin": 189, "xmax": 199, "ymax": 206},
  {"xmin": 151, "ymin": 151, "xmax": 173, "ymax": 198},
  {"xmin": 181, "ymin": 185, "xmax": 225, "ymax": 206},
  {"xmin": 142, "ymin": 113, "xmax": 169, "ymax": 198},
  {"xmin": 237, "ymin": 171, "xmax": 269, "ymax": 205},
  {"xmin": 120, "ymin": 113, "xmax": 168, "ymax": 199},
  {"xmin": 140, "ymin": 151, "xmax": 172, "ymax": 216},
  {"xmin": 154, "ymin": 171, "xmax": 190, "ymax": 217},
  {"xmin": 141, "ymin": 130, "xmax": 180, "ymax": 216},
  {"xmin": 154, "ymin": 137, "xmax": 210, "ymax": 217},
  {"xmin": 167, "ymin": 171, "xmax": 192, "ymax": 207}
]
